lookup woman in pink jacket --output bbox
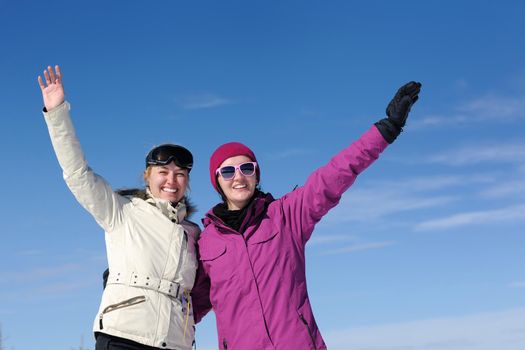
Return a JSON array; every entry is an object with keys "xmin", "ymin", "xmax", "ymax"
[{"xmin": 192, "ymin": 82, "xmax": 422, "ymax": 349}]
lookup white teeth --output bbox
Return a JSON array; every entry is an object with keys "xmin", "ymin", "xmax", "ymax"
[
  {"xmin": 233, "ymin": 184, "xmax": 247, "ymax": 189},
  {"xmin": 162, "ymin": 188, "xmax": 178, "ymax": 193}
]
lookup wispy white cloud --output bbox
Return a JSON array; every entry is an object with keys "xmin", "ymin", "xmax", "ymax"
[
  {"xmin": 392, "ymin": 175, "xmax": 474, "ymax": 192},
  {"xmin": 480, "ymin": 179, "xmax": 525, "ymax": 198},
  {"xmin": 0, "ymin": 249, "xmax": 107, "ymax": 300},
  {"xmin": 509, "ymin": 281, "xmax": 525, "ymax": 288},
  {"xmin": 178, "ymin": 94, "xmax": 233, "ymax": 109},
  {"xmin": 410, "ymin": 113, "xmax": 469, "ymax": 129},
  {"xmin": 427, "ymin": 143, "xmax": 525, "ymax": 166},
  {"xmin": 412, "ymin": 94, "xmax": 525, "ymax": 129},
  {"xmin": 319, "ymin": 241, "xmax": 395, "ymax": 255},
  {"xmin": 0, "ymin": 280, "xmax": 97, "ymax": 301},
  {"xmin": 33, "ymin": 281, "xmax": 91, "ymax": 295},
  {"xmin": 0, "ymin": 263, "xmax": 82, "ymax": 283},
  {"xmin": 458, "ymin": 94, "xmax": 525, "ymax": 120},
  {"xmin": 309, "ymin": 234, "xmax": 357, "ymax": 246},
  {"xmin": 0, "ymin": 263, "xmax": 98, "ymax": 301},
  {"xmin": 414, "ymin": 204, "xmax": 525, "ymax": 231},
  {"xmin": 324, "ymin": 308, "xmax": 525, "ymax": 350},
  {"xmin": 322, "ymin": 172, "xmax": 523, "ymax": 236},
  {"xmin": 326, "ymin": 186, "xmax": 457, "ymax": 223}
]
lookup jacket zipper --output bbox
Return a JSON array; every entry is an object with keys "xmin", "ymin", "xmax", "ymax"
[
  {"xmin": 173, "ymin": 230, "xmax": 188, "ymax": 286},
  {"xmin": 223, "ymin": 339, "xmax": 228, "ymax": 350},
  {"xmin": 99, "ymin": 295, "xmax": 146, "ymax": 329},
  {"xmin": 299, "ymin": 313, "xmax": 317, "ymax": 350}
]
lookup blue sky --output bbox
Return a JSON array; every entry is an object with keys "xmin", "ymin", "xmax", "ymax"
[{"xmin": 1, "ymin": 1, "xmax": 524, "ymax": 349}]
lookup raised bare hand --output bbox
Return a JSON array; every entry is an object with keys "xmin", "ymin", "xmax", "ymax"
[{"xmin": 38, "ymin": 65, "xmax": 65, "ymax": 111}]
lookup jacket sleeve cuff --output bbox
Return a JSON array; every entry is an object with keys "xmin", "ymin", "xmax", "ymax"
[
  {"xmin": 374, "ymin": 118, "xmax": 401, "ymax": 144},
  {"xmin": 42, "ymin": 101, "xmax": 69, "ymax": 115}
]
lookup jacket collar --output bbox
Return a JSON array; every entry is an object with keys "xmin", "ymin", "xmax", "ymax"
[
  {"xmin": 203, "ymin": 191, "xmax": 274, "ymax": 232},
  {"xmin": 145, "ymin": 188, "xmax": 187, "ymax": 224}
]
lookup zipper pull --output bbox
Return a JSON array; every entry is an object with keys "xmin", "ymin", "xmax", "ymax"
[{"xmin": 99, "ymin": 314, "xmax": 104, "ymax": 330}]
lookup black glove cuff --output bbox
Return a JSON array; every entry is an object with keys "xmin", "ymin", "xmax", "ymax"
[{"xmin": 375, "ymin": 118, "xmax": 402, "ymax": 144}]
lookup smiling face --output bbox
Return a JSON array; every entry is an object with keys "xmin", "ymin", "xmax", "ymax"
[
  {"xmin": 217, "ymin": 155, "xmax": 257, "ymax": 210},
  {"xmin": 145, "ymin": 162, "xmax": 189, "ymax": 203}
]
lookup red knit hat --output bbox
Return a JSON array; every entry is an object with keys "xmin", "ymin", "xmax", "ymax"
[{"xmin": 209, "ymin": 142, "xmax": 259, "ymax": 191}]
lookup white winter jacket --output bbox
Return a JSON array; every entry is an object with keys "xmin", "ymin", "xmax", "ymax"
[{"xmin": 43, "ymin": 102, "xmax": 199, "ymax": 349}]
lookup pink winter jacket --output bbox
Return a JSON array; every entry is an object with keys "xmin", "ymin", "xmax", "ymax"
[{"xmin": 192, "ymin": 126, "xmax": 389, "ymax": 349}]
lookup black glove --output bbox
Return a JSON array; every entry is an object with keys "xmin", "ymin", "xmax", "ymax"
[{"xmin": 375, "ymin": 81, "xmax": 422, "ymax": 143}]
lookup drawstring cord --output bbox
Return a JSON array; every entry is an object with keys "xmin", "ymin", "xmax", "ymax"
[{"xmin": 183, "ymin": 290, "xmax": 191, "ymax": 339}]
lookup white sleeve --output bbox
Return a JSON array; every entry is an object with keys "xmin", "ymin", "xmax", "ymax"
[{"xmin": 43, "ymin": 102, "xmax": 125, "ymax": 231}]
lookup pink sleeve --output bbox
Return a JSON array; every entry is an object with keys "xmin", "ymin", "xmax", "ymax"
[
  {"xmin": 191, "ymin": 259, "xmax": 212, "ymax": 323},
  {"xmin": 279, "ymin": 125, "xmax": 389, "ymax": 245}
]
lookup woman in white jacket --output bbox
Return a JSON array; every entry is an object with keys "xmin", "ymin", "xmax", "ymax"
[{"xmin": 38, "ymin": 65, "xmax": 200, "ymax": 350}]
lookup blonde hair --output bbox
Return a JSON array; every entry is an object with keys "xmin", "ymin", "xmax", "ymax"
[{"xmin": 143, "ymin": 166, "xmax": 153, "ymax": 184}]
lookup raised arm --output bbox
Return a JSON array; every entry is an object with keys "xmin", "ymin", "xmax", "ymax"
[
  {"xmin": 38, "ymin": 65, "xmax": 124, "ymax": 231},
  {"xmin": 281, "ymin": 82, "xmax": 422, "ymax": 244}
]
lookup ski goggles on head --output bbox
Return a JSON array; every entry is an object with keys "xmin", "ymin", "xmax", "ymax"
[
  {"xmin": 216, "ymin": 162, "xmax": 257, "ymax": 180},
  {"xmin": 145, "ymin": 144, "xmax": 193, "ymax": 171}
]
